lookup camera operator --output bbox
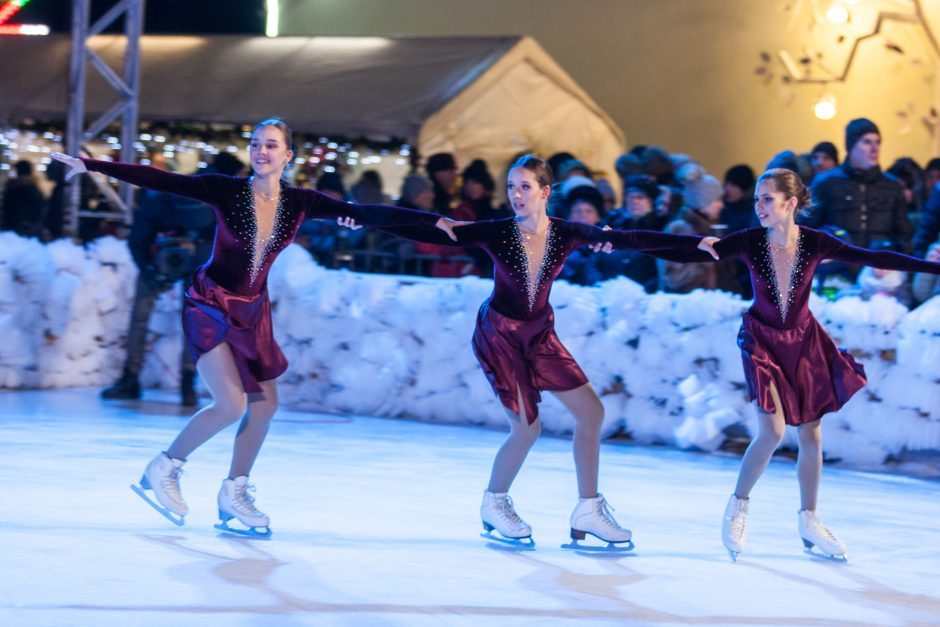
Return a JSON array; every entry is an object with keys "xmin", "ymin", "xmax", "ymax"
[{"xmin": 102, "ymin": 152, "xmax": 245, "ymax": 405}]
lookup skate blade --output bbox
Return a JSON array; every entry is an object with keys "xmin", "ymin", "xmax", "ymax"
[
  {"xmin": 803, "ymin": 545, "xmax": 847, "ymax": 562},
  {"xmin": 561, "ymin": 538, "xmax": 635, "ymax": 553},
  {"xmin": 130, "ymin": 484, "xmax": 185, "ymax": 526},
  {"xmin": 214, "ymin": 520, "xmax": 272, "ymax": 539},
  {"xmin": 726, "ymin": 548, "xmax": 740, "ymax": 562},
  {"xmin": 479, "ymin": 530, "xmax": 535, "ymax": 550}
]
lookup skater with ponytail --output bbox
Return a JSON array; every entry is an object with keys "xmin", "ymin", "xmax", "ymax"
[{"xmin": 647, "ymin": 167, "xmax": 940, "ymax": 560}]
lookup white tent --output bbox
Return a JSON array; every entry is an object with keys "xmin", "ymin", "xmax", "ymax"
[{"xmin": 0, "ymin": 34, "xmax": 625, "ymax": 180}]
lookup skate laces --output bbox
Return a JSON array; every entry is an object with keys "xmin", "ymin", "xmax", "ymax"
[
  {"xmin": 496, "ymin": 495, "xmax": 524, "ymax": 526},
  {"xmin": 594, "ymin": 497, "xmax": 622, "ymax": 531},
  {"xmin": 162, "ymin": 466, "xmax": 185, "ymax": 501},
  {"xmin": 233, "ymin": 482, "xmax": 263, "ymax": 515}
]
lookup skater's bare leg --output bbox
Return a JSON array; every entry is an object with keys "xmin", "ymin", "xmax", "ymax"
[
  {"xmin": 166, "ymin": 343, "xmax": 248, "ymax": 461},
  {"xmin": 733, "ymin": 383, "xmax": 786, "ymax": 499},
  {"xmin": 796, "ymin": 419, "xmax": 823, "ymax": 511},
  {"xmin": 229, "ymin": 379, "xmax": 278, "ymax": 479},
  {"xmin": 552, "ymin": 383, "xmax": 604, "ymax": 499},
  {"xmin": 487, "ymin": 384, "xmax": 540, "ymax": 493}
]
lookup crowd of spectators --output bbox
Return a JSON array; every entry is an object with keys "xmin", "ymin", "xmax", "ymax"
[{"xmin": 3, "ymin": 115, "xmax": 939, "ymax": 308}]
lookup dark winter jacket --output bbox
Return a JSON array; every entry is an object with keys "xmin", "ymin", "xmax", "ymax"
[
  {"xmin": 803, "ymin": 161, "xmax": 911, "ymax": 252},
  {"xmin": 913, "ymin": 183, "xmax": 940, "ymax": 258}
]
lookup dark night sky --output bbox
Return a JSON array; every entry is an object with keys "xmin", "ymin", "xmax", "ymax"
[{"xmin": 13, "ymin": 0, "xmax": 265, "ymax": 34}]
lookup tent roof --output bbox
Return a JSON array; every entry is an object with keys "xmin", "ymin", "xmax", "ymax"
[{"xmin": 0, "ymin": 34, "xmax": 530, "ymax": 140}]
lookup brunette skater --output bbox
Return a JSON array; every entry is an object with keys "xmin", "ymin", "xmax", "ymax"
[
  {"xmin": 651, "ymin": 168, "xmax": 940, "ymax": 560},
  {"xmin": 372, "ymin": 154, "xmax": 719, "ymax": 549},
  {"xmin": 52, "ymin": 118, "xmax": 452, "ymax": 535}
]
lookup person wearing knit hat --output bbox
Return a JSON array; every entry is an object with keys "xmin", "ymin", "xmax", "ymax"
[
  {"xmin": 662, "ymin": 167, "xmax": 741, "ymax": 294},
  {"xmin": 683, "ymin": 172, "xmax": 723, "ymax": 213},
  {"xmin": 721, "ymin": 164, "xmax": 758, "ymax": 235},
  {"xmin": 810, "ymin": 141, "xmax": 839, "ymax": 175},
  {"xmin": 425, "ymin": 152, "xmax": 458, "ymax": 214},
  {"xmin": 804, "ymin": 117, "xmax": 911, "ymax": 257},
  {"xmin": 640, "ymin": 146, "xmax": 675, "ymax": 185}
]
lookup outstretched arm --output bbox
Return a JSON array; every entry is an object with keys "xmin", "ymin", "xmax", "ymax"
[
  {"xmin": 577, "ymin": 223, "xmax": 728, "ymax": 261},
  {"xmin": 825, "ymin": 238, "xmax": 940, "ymax": 274},
  {"xmin": 299, "ymin": 188, "xmax": 444, "ymax": 230},
  {"xmin": 52, "ymin": 153, "xmax": 223, "ymax": 205},
  {"xmin": 378, "ymin": 221, "xmax": 487, "ymax": 248}
]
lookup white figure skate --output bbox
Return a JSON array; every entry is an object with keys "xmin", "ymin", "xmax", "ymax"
[
  {"xmin": 562, "ymin": 494, "xmax": 634, "ymax": 552},
  {"xmin": 480, "ymin": 491, "xmax": 534, "ymax": 548},
  {"xmin": 215, "ymin": 476, "xmax": 272, "ymax": 538},
  {"xmin": 722, "ymin": 494, "xmax": 749, "ymax": 561},
  {"xmin": 130, "ymin": 452, "xmax": 187, "ymax": 526},
  {"xmin": 799, "ymin": 509, "xmax": 846, "ymax": 561}
]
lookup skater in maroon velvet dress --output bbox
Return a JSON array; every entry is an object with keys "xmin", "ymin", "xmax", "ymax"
[
  {"xmin": 651, "ymin": 167, "xmax": 940, "ymax": 560},
  {"xmin": 52, "ymin": 118, "xmax": 452, "ymax": 534},
  {"xmin": 375, "ymin": 154, "xmax": 720, "ymax": 548}
]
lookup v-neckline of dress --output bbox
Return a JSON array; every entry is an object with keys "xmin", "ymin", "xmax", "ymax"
[
  {"xmin": 246, "ymin": 179, "xmax": 283, "ymax": 288},
  {"xmin": 764, "ymin": 226, "xmax": 803, "ymax": 324},
  {"xmin": 514, "ymin": 219, "xmax": 553, "ymax": 312}
]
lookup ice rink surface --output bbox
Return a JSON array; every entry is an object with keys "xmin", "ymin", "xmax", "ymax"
[{"xmin": 1, "ymin": 388, "xmax": 938, "ymax": 626}]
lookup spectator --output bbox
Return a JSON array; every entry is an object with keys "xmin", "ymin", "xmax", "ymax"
[
  {"xmin": 662, "ymin": 167, "xmax": 740, "ymax": 293},
  {"xmin": 604, "ymin": 175, "xmax": 667, "ymax": 292},
  {"xmin": 912, "ymin": 239, "xmax": 940, "ymax": 304},
  {"xmin": 810, "ymin": 141, "xmax": 839, "ymax": 176},
  {"xmin": 547, "ymin": 151, "xmax": 577, "ymax": 180},
  {"xmin": 924, "ymin": 157, "xmax": 940, "ymax": 194},
  {"xmin": 803, "ymin": 118, "xmax": 911, "ymax": 264},
  {"xmin": 720, "ymin": 164, "xmax": 758, "ymax": 234},
  {"xmin": 615, "ymin": 152, "xmax": 642, "ymax": 185},
  {"xmin": 721, "ymin": 164, "xmax": 758, "ymax": 298},
  {"xmin": 595, "ymin": 178, "xmax": 617, "ymax": 213},
  {"xmin": 766, "ymin": 150, "xmax": 813, "ymax": 183},
  {"xmin": 886, "ymin": 157, "xmax": 926, "ymax": 219},
  {"xmin": 43, "ymin": 158, "xmax": 67, "ymax": 240},
  {"xmin": 455, "ymin": 159, "xmax": 504, "ymax": 221},
  {"xmin": 425, "ymin": 152, "xmax": 458, "ymax": 214},
  {"xmin": 350, "ymin": 170, "xmax": 390, "ymax": 205},
  {"xmin": 913, "ymin": 184, "xmax": 940, "ymax": 258},
  {"xmin": 556, "ymin": 158, "xmax": 591, "ymax": 181},
  {"xmin": 1, "ymin": 160, "xmax": 45, "ymax": 237},
  {"xmin": 558, "ymin": 185, "xmax": 624, "ymax": 286},
  {"xmin": 640, "ymin": 146, "xmax": 675, "ymax": 185}
]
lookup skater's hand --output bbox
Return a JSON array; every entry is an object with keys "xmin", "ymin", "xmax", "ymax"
[
  {"xmin": 698, "ymin": 236, "xmax": 720, "ymax": 260},
  {"xmin": 435, "ymin": 217, "xmax": 470, "ymax": 241},
  {"xmin": 337, "ymin": 216, "xmax": 362, "ymax": 230},
  {"xmin": 50, "ymin": 152, "xmax": 87, "ymax": 181},
  {"xmin": 591, "ymin": 225, "xmax": 614, "ymax": 253},
  {"xmin": 928, "ymin": 247, "xmax": 940, "ymax": 263}
]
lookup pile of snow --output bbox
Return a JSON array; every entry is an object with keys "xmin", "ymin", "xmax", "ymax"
[{"xmin": 1, "ymin": 234, "xmax": 937, "ymax": 468}]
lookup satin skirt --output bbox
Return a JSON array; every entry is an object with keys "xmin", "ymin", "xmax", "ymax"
[
  {"xmin": 181, "ymin": 269, "xmax": 287, "ymax": 394},
  {"xmin": 737, "ymin": 312, "xmax": 866, "ymax": 425},
  {"xmin": 471, "ymin": 300, "xmax": 588, "ymax": 424}
]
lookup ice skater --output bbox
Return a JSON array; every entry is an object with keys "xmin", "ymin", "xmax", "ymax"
[
  {"xmin": 351, "ymin": 154, "xmax": 719, "ymax": 549},
  {"xmin": 52, "ymin": 118, "xmax": 452, "ymax": 536},
  {"xmin": 653, "ymin": 167, "xmax": 940, "ymax": 560}
]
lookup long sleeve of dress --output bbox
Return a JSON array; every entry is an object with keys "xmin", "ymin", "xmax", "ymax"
[
  {"xmin": 822, "ymin": 233, "xmax": 940, "ymax": 274},
  {"xmin": 298, "ymin": 189, "xmax": 440, "ymax": 227},
  {"xmin": 81, "ymin": 158, "xmax": 224, "ymax": 204},
  {"xmin": 570, "ymin": 223, "xmax": 706, "ymax": 253},
  {"xmin": 593, "ymin": 227, "xmax": 749, "ymax": 263},
  {"xmin": 380, "ymin": 221, "xmax": 489, "ymax": 248}
]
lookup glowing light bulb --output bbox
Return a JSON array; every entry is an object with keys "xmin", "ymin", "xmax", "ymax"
[
  {"xmin": 826, "ymin": 4, "xmax": 849, "ymax": 25},
  {"xmin": 814, "ymin": 95, "xmax": 837, "ymax": 120}
]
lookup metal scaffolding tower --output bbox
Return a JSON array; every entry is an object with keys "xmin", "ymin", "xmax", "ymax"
[{"xmin": 65, "ymin": 0, "xmax": 144, "ymax": 236}]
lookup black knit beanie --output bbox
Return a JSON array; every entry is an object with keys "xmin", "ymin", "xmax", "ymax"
[{"xmin": 845, "ymin": 118, "xmax": 879, "ymax": 153}]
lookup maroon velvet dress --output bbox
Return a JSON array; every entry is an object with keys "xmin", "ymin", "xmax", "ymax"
[
  {"xmin": 658, "ymin": 226, "xmax": 940, "ymax": 424},
  {"xmin": 82, "ymin": 159, "xmax": 439, "ymax": 394},
  {"xmin": 384, "ymin": 217, "xmax": 706, "ymax": 422}
]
